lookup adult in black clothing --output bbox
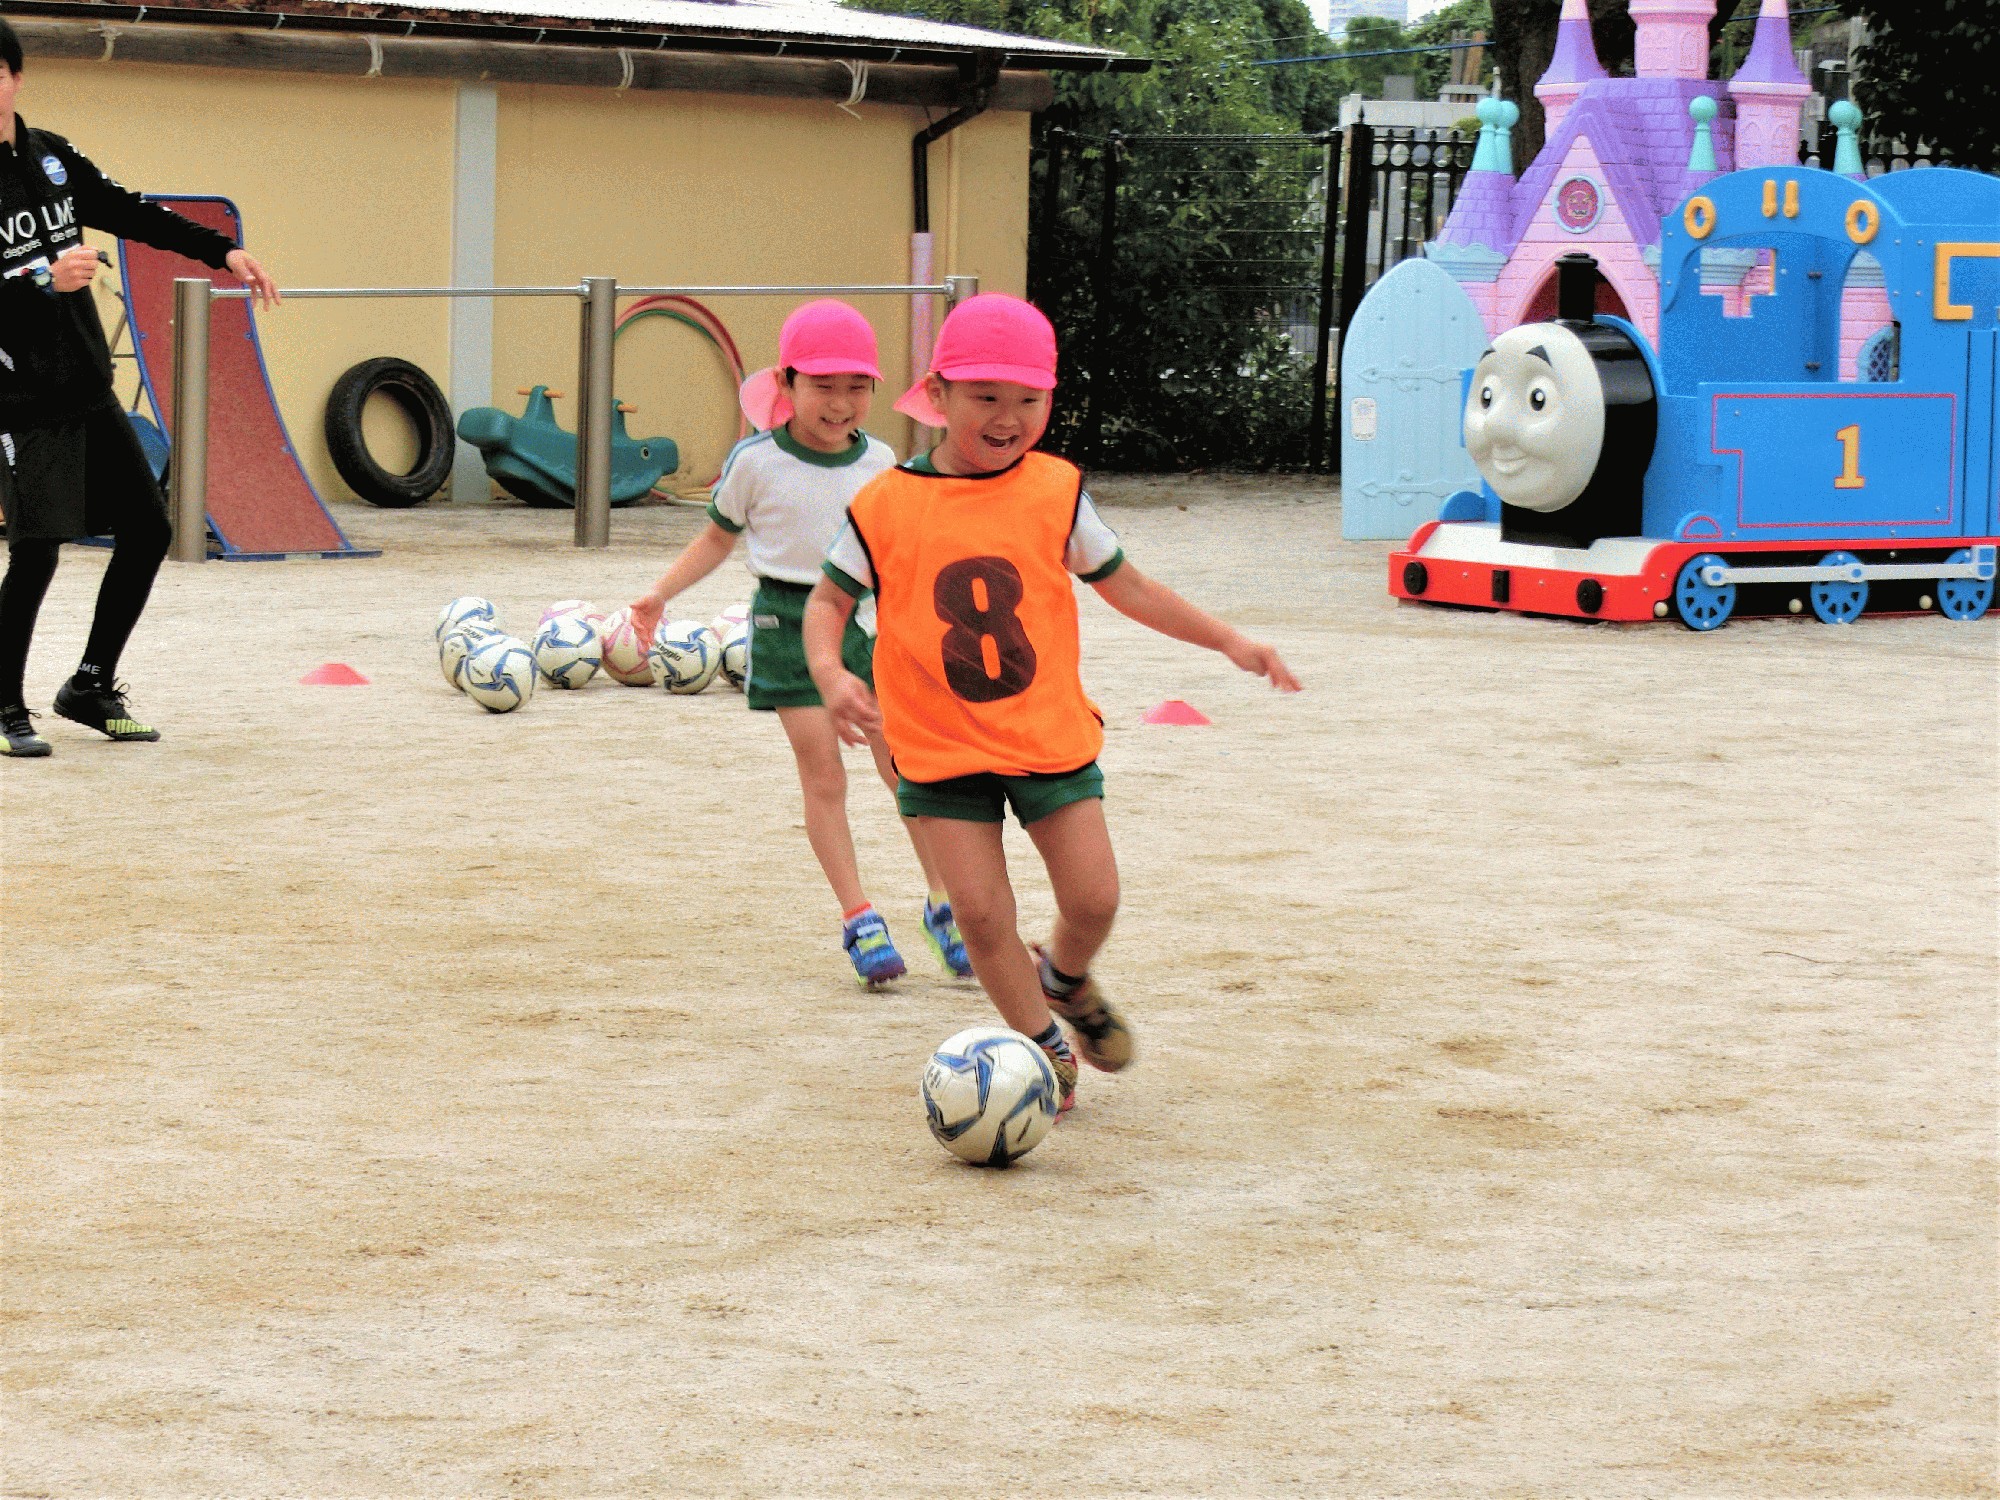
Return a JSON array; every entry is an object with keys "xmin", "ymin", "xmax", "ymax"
[{"xmin": 0, "ymin": 16, "xmax": 279, "ymax": 757}]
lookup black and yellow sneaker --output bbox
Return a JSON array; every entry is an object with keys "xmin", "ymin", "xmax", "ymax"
[
  {"xmin": 0, "ymin": 704, "xmax": 51, "ymax": 758},
  {"xmin": 53, "ymin": 679, "xmax": 161, "ymax": 742}
]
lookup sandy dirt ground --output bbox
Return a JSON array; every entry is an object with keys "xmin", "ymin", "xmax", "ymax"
[{"xmin": 2, "ymin": 476, "xmax": 1995, "ymax": 1497}]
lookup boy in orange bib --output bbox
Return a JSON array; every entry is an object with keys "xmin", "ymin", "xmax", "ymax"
[{"xmin": 803, "ymin": 295, "xmax": 1299, "ymax": 1112}]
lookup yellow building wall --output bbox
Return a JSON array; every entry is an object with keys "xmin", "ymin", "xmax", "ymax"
[
  {"xmin": 491, "ymin": 91, "xmax": 1028, "ymax": 488},
  {"xmin": 23, "ymin": 55, "xmax": 1030, "ymax": 505},
  {"xmin": 30, "ymin": 59, "xmax": 456, "ymax": 501}
]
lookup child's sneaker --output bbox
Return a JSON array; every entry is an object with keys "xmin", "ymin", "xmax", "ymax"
[
  {"xmin": 920, "ymin": 899, "xmax": 974, "ymax": 978},
  {"xmin": 53, "ymin": 678, "xmax": 160, "ymax": 742},
  {"xmin": 842, "ymin": 908, "xmax": 906, "ymax": 988},
  {"xmin": 1038, "ymin": 1039, "xmax": 1078, "ymax": 1116},
  {"xmin": 1032, "ymin": 944, "xmax": 1135, "ymax": 1073}
]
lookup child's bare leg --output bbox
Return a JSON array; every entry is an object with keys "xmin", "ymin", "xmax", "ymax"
[
  {"xmin": 776, "ymin": 705, "xmax": 866, "ymax": 913},
  {"xmin": 1023, "ymin": 797, "xmax": 1120, "ymax": 977},
  {"xmin": 865, "ymin": 727, "xmax": 945, "ymax": 893},
  {"xmin": 916, "ymin": 816, "xmax": 1053, "ymax": 1037}
]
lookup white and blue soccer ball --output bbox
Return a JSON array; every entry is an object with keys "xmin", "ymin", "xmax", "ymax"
[
  {"xmin": 439, "ymin": 622, "xmax": 500, "ymax": 690},
  {"xmin": 541, "ymin": 597, "xmax": 597, "ymax": 626},
  {"xmin": 461, "ymin": 635, "xmax": 537, "ymax": 713},
  {"xmin": 532, "ymin": 612, "xmax": 602, "ymax": 689},
  {"xmin": 437, "ymin": 595, "xmax": 498, "ymax": 642},
  {"xmin": 920, "ymin": 1026, "xmax": 1061, "ymax": 1167},
  {"xmin": 652, "ymin": 619, "xmax": 722, "ymax": 694},
  {"xmin": 718, "ymin": 620, "xmax": 749, "ymax": 690}
]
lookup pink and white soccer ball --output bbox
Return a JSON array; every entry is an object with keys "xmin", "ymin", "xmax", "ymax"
[
  {"xmin": 710, "ymin": 601, "xmax": 751, "ymax": 640},
  {"xmin": 541, "ymin": 598, "xmax": 597, "ymax": 625},
  {"xmin": 598, "ymin": 608, "xmax": 658, "ymax": 686}
]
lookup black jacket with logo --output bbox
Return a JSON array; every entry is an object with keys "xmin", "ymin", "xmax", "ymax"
[{"xmin": 1, "ymin": 116, "xmax": 237, "ymax": 430}]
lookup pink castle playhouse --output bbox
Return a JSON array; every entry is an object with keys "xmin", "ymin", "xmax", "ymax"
[{"xmin": 1425, "ymin": 0, "xmax": 1895, "ymax": 381}]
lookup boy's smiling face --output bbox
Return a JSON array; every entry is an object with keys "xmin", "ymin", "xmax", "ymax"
[
  {"xmin": 786, "ymin": 371, "xmax": 874, "ymax": 453},
  {"xmin": 926, "ymin": 377, "xmax": 1051, "ymax": 475}
]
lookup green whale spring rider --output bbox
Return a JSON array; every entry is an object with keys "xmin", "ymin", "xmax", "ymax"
[{"xmin": 456, "ymin": 386, "xmax": 679, "ymax": 508}]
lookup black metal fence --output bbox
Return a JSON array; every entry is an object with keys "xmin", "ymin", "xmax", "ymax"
[
  {"xmin": 1029, "ymin": 122, "xmax": 1474, "ymax": 473},
  {"xmin": 1798, "ymin": 125, "xmax": 1948, "ymax": 174}
]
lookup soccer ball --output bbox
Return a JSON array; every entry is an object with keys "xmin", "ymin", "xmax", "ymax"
[
  {"xmin": 437, "ymin": 595, "xmax": 498, "ymax": 642},
  {"xmin": 532, "ymin": 613, "xmax": 601, "ymax": 689},
  {"xmin": 920, "ymin": 1026, "xmax": 1061, "ymax": 1167},
  {"xmin": 439, "ymin": 622, "xmax": 499, "ymax": 690},
  {"xmin": 718, "ymin": 620, "xmax": 750, "ymax": 689},
  {"xmin": 542, "ymin": 597, "xmax": 597, "ymax": 625},
  {"xmin": 598, "ymin": 608, "xmax": 658, "ymax": 686},
  {"xmin": 711, "ymin": 601, "xmax": 751, "ymax": 639},
  {"xmin": 461, "ymin": 635, "xmax": 536, "ymax": 713},
  {"xmin": 653, "ymin": 619, "xmax": 722, "ymax": 694}
]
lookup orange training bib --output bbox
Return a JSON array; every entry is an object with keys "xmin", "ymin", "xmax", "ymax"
[{"xmin": 848, "ymin": 452, "xmax": 1104, "ymax": 782}]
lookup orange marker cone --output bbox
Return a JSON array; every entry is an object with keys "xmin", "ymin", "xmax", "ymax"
[
  {"xmin": 299, "ymin": 663, "xmax": 369, "ymax": 685},
  {"xmin": 1142, "ymin": 698, "xmax": 1210, "ymax": 726}
]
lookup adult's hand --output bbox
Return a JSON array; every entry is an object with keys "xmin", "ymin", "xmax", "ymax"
[
  {"xmin": 49, "ymin": 246, "xmax": 101, "ymax": 294},
  {"xmin": 226, "ymin": 249, "xmax": 281, "ymax": 310}
]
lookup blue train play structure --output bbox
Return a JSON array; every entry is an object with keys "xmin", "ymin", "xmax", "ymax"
[
  {"xmin": 1391, "ymin": 155, "xmax": 1999, "ymax": 627},
  {"xmin": 456, "ymin": 386, "xmax": 679, "ymax": 509}
]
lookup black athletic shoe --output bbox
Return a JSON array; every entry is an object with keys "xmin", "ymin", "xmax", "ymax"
[
  {"xmin": 0, "ymin": 704, "xmax": 51, "ymax": 758},
  {"xmin": 53, "ymin": 679, "xmax": 161, "ymax": 742}
]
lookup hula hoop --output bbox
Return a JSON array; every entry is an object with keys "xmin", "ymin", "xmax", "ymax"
[{"xmin": 613, "ymin": 294, "xmax": 751, "ymax": 500}]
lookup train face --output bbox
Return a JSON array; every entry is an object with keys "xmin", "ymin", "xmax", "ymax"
[{"xmin": 1391, "ymin": 167, "xmax": 1999, "ymax": 628}]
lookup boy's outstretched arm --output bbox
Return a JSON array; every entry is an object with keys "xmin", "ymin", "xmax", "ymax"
[
  {"xmin": 1092, "ymin": 561, "xmax": 1302, "ymax": 692},
  {"xmin": 803, "ymin": 578, "xmax": 883, "ymax": 744},
  {"xmin": 629, "ymin": 521, "xmax": 738, "ymax": 640}
]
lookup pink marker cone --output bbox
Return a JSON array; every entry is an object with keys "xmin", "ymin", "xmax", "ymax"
[
  {"xmin": 299, "ymin": 663, "xmax": 369, "ymax": 685},
  {"xmin": 1142, "ymin": 699, "xmax": 1211, "ymax": 726}
]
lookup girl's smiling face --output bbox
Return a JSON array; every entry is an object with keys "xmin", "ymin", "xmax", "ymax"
[
  {"xmin": 785, "ymin": 371, "xmax": 875, "ymax": 453},
  {"xmin": 926, "ymin": 377, "xmax": 1052, "ymax": 475}
]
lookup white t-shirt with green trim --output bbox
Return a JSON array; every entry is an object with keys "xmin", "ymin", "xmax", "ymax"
[{"xmin": 706, "ymin": 426, "xmax": 897, "ymax": 587}]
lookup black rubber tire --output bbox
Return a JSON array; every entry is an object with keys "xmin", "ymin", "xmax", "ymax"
[{"xmin": 324, "ymin": 357, "xmax": 454, "ymax": 508}]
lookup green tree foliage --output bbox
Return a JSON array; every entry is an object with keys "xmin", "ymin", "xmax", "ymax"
[
  {"xmin": 1839, "ymin": 0, "xmax": 1998, "ymax": 170},
  {"xmin": 850, "ymin": 0, "xmax": 1352, "ymax": 467}
]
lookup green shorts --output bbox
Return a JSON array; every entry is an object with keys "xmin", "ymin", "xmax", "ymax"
[
  {"xmin": 896, "ymin": 761, "xmax": 1105, "ymax": 826},
  {"xmin": 746, "ymin": 578, "xmax": 875, "ymax": 711}
]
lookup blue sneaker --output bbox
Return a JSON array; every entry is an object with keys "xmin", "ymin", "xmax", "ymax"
[
  {"xmin": 842, "ymin": 908, "xmax": 906, "ymax": 988},
  {"xmin": 921, "ymin": 899, "xmax": 974, "ymax": 978}
]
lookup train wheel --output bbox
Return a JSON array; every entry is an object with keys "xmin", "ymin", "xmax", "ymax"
[
  {"xmin": 1936, "ymin": 549, "xmax": 1994, "ymax": 621},
  {"xmin": 1673, "ymin": 553, "xmax": 1735, "ymax": 631},
  {"xmin": 1810, "ymin": 551, "xmax": 1868, "ymax": 624}
]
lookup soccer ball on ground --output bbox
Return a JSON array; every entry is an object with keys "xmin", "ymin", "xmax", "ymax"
[
  {"xmin": 717, "ymin": 620, "xmax": 749, "ymax": 689},
  {"xmin": 711, "ymin": 601, "xmax": 751, "ymax": 639},
  {"xmin": 461, "ymin": 635, "xmax": 537, "ymax": 713},
  {"xmin": 439, "ymin": 622, "xmax": 500, "ymax": 690},
  {"xmin": 437, "ymin": 595, "xmax": 498, "ymax": 642},
  {"xmin": 653, "ymin": 620, "xmax": 722, "ymax": 694},
  {"xmin": 598, "ymin": 608, "xmax": 658, "ymax": 686},
  {"xmin": 542, "ymin": 598, "xmax": 597, "ymax": 625},
  {"xmin": 920, "ymin": 1026, "xmax": 1061, "ymax": 1167},
  {"xmin": 532, "ymin": 613, "xmax": 602, "ymax": 689}
]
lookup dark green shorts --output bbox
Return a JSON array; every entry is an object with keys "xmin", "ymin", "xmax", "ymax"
[
  {"xmin": 746, "ymin": 578, "xmax": 875, "ymax": 711},
  {"xmin": 896, "ymin": 761, "xmax": 1105, "ymax": 826}
]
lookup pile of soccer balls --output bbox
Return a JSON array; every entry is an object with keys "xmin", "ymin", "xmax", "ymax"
[{"xmin": 435, "ymin": 596, "xmax": 752, "ymax": 713}]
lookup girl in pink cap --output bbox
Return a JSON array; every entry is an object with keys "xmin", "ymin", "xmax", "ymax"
[
  {"xmin": 803, "ymin": 294, "xmax": 1300, "ymax": 1114},
  {"xmin": 629, "ymin": 299, "xmax": 969, "ymax": 989}
]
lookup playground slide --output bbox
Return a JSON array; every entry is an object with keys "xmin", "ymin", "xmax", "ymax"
[{"xmin": 120, "ymin": 196, "xmax": 373, "ymax": 559}]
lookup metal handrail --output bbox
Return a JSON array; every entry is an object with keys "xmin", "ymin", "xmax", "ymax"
[{"xmin": 168, "ymin": 273, "xmax": 979, "ymax": 561}]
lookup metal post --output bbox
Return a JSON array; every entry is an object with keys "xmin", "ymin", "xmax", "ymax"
[
  {"xmin": 168, "ymin": 277, "xmax": 211, "ymax": 563},
  {"xmin": 574, "ymin": 276, "xmax": 616, "ymax": 549},
  {"xmin": 1308, "ymin": 132, "xmax": 1341, "ymax": 473},
  {"xmin": 1082, "ymin": 131, "xmax": 1121, "ymax": 466},
  {"xmin": 944, "ymin": 275, "xmax": 979, "ymax": 311},
  {"xmin": 1332, "ymin": 122, "xmax": 1376, "ymax": 482}
]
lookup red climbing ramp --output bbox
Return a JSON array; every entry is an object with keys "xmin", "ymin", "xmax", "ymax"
[{"xmin": 119, "ymin": 195, "xmax": 374, "ymax": 560}]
